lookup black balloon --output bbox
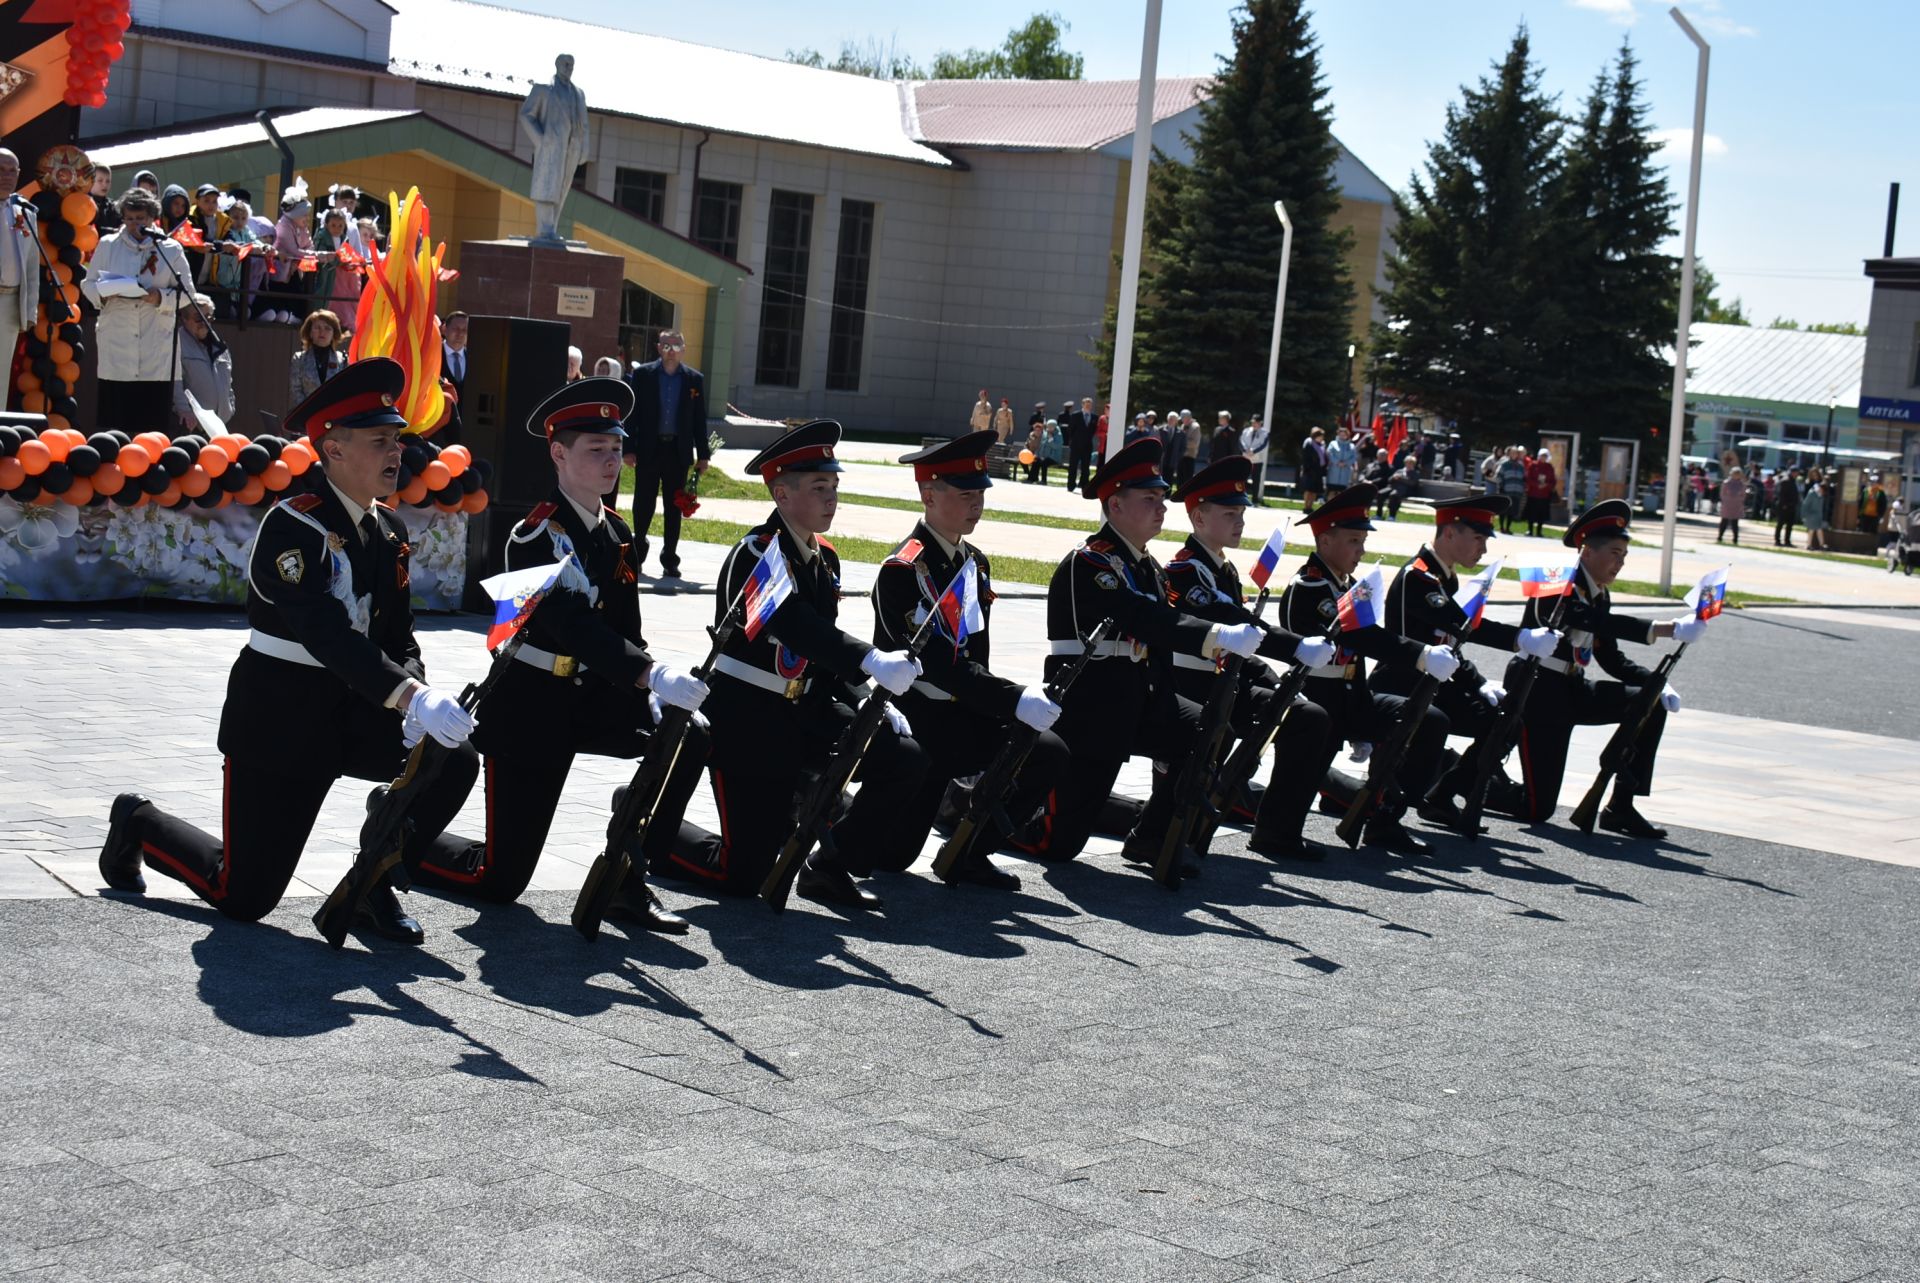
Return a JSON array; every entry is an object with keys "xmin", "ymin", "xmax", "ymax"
[
  {"xmin": 393, "ymin": 466, "xmax": 414, "ymax": 492},
  {"xmin": 430, "ymin": 483, "xmax": 460, "ymax": 506},
  {"xmin": 59, "ymin": 323, "xmax": 82, "ymax": 345},
  {"xmin": 87, "ymin": 432, "xmax": 119, "ymax": 456},
  {"xmin": 56, "ymin": 244, "xmax": 82, "ymax": 268},
  {"xmin": 459, "ymin": 468, "xmax": 481, "ymax": 495},
  {"xmin": 111, "ymin": 486, "xmax": 141, "ymax": 507},
  {"xmin": 158, "ymin": 446, "xmax": 192, "ymax": 478},
  {"xmin": 219, "ymin": 467, "xmax": 249, "ymax": 493},
  {"xmin": 236, "ymin": 444, "xmax": 270, "ymax": 476},
  {"xmin": 401, "ymin": 445, "xmax": 428, "ymax": 473},
  {"xmin": 11, "ymin": 478, "xmax": 42, "ymax": 503},
  {"xmin": 140, "ymin": 469, "xmax": 171, "ymax": 495},
  {"xmin": 256, "ymin": 436, "xmax": 284, "ymax": 463},
  {"xmin": 473, "ymin": 458, "xmax": 494, "ymax": 480},
  {"xmin": 40, "ymin": 463, "xmax": 72, "ymax": 494},
  {"xmin": 66, "ymin": 445, "xmax": 101, "ymax": 478},
  {"xmin": 0, "ymin": 427, "xmax": 17, "ymax": 456},
  {"xmin": 52, "ymin": 397, "xmax": 79, "ymax": 421},
  {"xmin": 109, "ymin": 430, "xmax": 132, "ymax": 447},
  {"xmin": 192, "ymin": 489, "xmax": 223, "ymax": 509},
  {"xmin": 23, "ymin": 334, "xmax": 48, "ymax": 358}
]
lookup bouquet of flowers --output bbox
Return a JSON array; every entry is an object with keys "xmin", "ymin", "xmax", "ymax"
[{"xmin": 672, "ymin": 474, "xmax": 700, "ymax": 519}]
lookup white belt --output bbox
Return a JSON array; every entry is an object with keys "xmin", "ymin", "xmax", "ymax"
[
  {"xmin": 1307, "ymin": 662, "xmax": 1357, "ymax": 680},
  {"xmin": 512, "ymin": 643, "xmax": 583, "ymax": 677},
  {"xmin": 248, "ymin": 629, "xmax": 322, "ymax": 667},
  {"xmin": 1172, "ymin": 652, "xmax": 1219, "ymax": 673},
  {"xmin": 910, "ymin": 680, "xmax": 954, "ymax": 702},
  {"xmin": 1538, "ymin": 656, "xmax": 1585, "ymax": 678},
  {"xmin": 1048, "ymin": 637, "xmax": 1146, "ymax": 663},
  {"xmin": 713, "ymin": 652, "xmax": 810, "ymax": 700}
]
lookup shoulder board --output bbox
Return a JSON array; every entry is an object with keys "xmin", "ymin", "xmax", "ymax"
[
  {"xmin": 1085, "ymin": 537, "xmax": 1115, "ymax": 554},
  {"xmin": 885, "ymin": 537, "xmax": 925, "ymax": 567},
  {"xmin": 510, "ymin": 501, "xmax": 558, "ymax": 542},
  {"xmin": 1297, "ymin": 566, "xmax": 1327, "ymax": 582},
  {"xmin": 746, "ymin": 529, "xmax": 774, "ymax": 550},
  {"xmin": 816, "ymin": 534, "xmax": 837, "ymax": 553},
  {"xmin": 285, "ymin": 494, "xmax": 325, "ymax": 514},
  {"xmin": 1169, "ymin": 548, "xmax": 1195, "ymax": 564}
]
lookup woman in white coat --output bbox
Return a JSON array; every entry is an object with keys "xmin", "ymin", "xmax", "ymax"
[{"xmin": 82, "ymin": 187, "xmax": 193, "ymax": 434}]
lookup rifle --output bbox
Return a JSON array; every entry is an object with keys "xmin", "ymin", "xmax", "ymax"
[
  {"xmin": 571, "ymin": 604, "xmax": 742, "ymax": 941},
  {"xmin": 313, "ymin": 560, "xmax": 566, "ymax": 949},
  {"xmin": 1151, "ymin": 592, "xmax": 1270, "ymax": 889},
  {"xmin": 1567, "ymin": 644, "xmax": 1687, "ymax": 833},
  {"xmin": 1333, "ymin": 642, "xmax": 1455, "ymax": 850},
  {"xmin": 1455, "ymin": 589, "xmax": 1574, "ymax": 840},
  {"xmin": 1193, "ymin": 608, "xmax": 1343, "ymax": 854},
  {"xmin": 757, "ymin": 573, "xmax": 952, "ymax": 912},
  {"xmin": 929, "ymin": 618, "xmax": 1116, "ymax": 884}
]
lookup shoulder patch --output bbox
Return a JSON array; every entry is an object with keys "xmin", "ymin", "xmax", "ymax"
[
  {"xmin": 1318, "ymin": 597, "xmax": 1338, "ymax": 619},
  {"xmin": 1427, "ymin": 591, "xmax": 1450, "ymax": 609},
  {"xmin": 511, "ymin": 501, "xmax": 558, "ymax": 543},
  {"xmin": 285, "ymin": 493, "xmax": 324, "ymax": 514},
  {"xmin": 1086, "ymin": 537, "xmax": 1115, "ymax": 554},
  {"xmin": 274, "ymin": 547, "xmax": 305, "ymax": 584},
  {"xmin": 885, "ymin": 537, "xmax": 925, "ymax": 567},
  {"xmin": 1095, "ymin": 571, "xmax": 1120, "ymax": 590}
]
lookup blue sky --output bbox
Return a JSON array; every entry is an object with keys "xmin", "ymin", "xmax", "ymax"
[{"xmin": 506, "ymin": 0, "xmax": 1905, "ymax": 328}]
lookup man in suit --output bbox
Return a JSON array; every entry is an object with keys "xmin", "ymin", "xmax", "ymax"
[
  {"xmin": 1, "ymin": 150, "xmax": 41, "ymax": 367},
  {"xmin": 623, "ymin": 327, "xmax": 711, "ymax": 578},
  {"xmin": 1065, "ymin": 396, "xmax": 1098, "ymax": 493},
  {"xmin": 440, "ymin": 311, "xmax": 469, "ymax": 440}
]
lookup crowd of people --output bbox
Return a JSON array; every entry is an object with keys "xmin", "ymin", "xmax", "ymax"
[{"xmin": 1681, "ymin": 461, "xmax": 1899, "ymax": 551}]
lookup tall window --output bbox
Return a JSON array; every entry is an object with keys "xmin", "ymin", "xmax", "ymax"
[
  {"xmin": 620, "ymin": 283, "xmax": 677, "ymax": 368},
  {"xmin": 755, "ymin": 190, "xmax": 815, "ymax": 388},
  {"xmin": 692, "ymin": 179, "xmax": 743, "ymax": 260},
  {"xmin": 826, "ymin": 200, "xmax": 875, "ymax": 392},
  {"xmin": 613, "ymin": 168, "xmax": 667, "ymax": 224}
]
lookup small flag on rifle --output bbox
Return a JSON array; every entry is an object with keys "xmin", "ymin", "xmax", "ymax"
[
  {"xmin": 1684, "ymin": 565, "xmax": 1730, "ymax": 620},
  {"xmin": 1517, "ymin": 558, "xmax": 1578, "ymax": 598},
  {"xmin": 1453, "ymin": 558, "xmax": 1503, "ymax": 629},
  {"xmin": 933, "ymin": 557, "xmax": 986, "ymax": 654},
  {"xmin": 1335, "ymin": 564, "xmax": 1386, "ymax": 632},
  {"xmin": 1248, "ymin": 528, "xmax": 1288, "ymax": 589},
  {"xmin": 742, "ymin": 538, "xmax": 796, "ymax": 641},
  {"xmin": 480, "ymin": 556, "xmax": 570, "ymax": 650}
]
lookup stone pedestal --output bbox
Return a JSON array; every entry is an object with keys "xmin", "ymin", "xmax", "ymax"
[{"xmin": 456, "ymin": 239, "xmax": 625, "ymax": 365}]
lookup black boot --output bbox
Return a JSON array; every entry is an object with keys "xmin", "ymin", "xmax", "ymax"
[
  {"xmin": 796, "ymin": 854, "xmax": 882, "ymax": 911},
  {"xmin": 1599, "ymin": 799, "xmax": 1668, "ymax": 840},
  {"xmin": 951, "ymin": 847, "xmax": 1021, "ymax": 891},
  {"xmin": 608, "ymin": 877, "xmax": 691, "ymax": 934},
  {"xmin": 1121, "ymin": 829, "xmax": 1200, "ymax": 879},
  {"xmin": 356, "ymin": 880, "xmax": 426, "ymax": 945},
  {"xmin": 99, "ymin": 793, "xmax": 150, "ymax": 894},
  {"xmin": 1247, "ymin": 829, "xmax": 1325, "ymax": 862},
  {"xmin": 1365, "ymin": 814, "xmax": 1430, "ymax": 855}
]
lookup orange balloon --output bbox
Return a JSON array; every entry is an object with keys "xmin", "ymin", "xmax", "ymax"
[
  {"xmin": 238, "ymin": 477, "xmax": 265, "ymax": 506},
  {"xmin": 261, "ymin": 460, "xmax": 291, "ymax": 491},
  {"xmin": 52, "ymin": 263, "xmax": 73, "ymax": 287},
  {"xmin": 158, "ymin": 480, "xmax": 183, "ymax": 506},
  {"xmin": 460, "ymin": 489, "xmax": 488, "ymax": 515},
  {"xmin": 215, "ymin": 434, "xmax": 247, "ymax": 459},
  {"xmin": 91, "ymin": 463, "xmax": 125, "ymax": 496},
  {"xmin": 1018, "ymin": 449, "xmax": 1035, "ymax": 465},
  {"xmin": 46, "ymin": 415, "xmax": 72, "ymax": 436},
  {"xmin": 0, "ymin": 458, "xmax": 23, "ymax": 489},
  {"xmin": 436, "ymin": 499, "xmax": 462, "ymax": 513},
  {"xmin": 178, "ymin": 465, "xmax": 211, "ymax": 498},
  {"xmin": 282, "ymin": 444, "xmax": 312, "ymax": 477},
  {"xmin": 48, "ymin": 340, "xmax": 73, "ymax": 364},
  {"xmin": 438, "ymin": 444, "xmax": 470, "ymax": 476},
  {"xmin": 17, "ymin": 371, "xmax": 40, "ymax": 393},
  {"xmin": 41, "ymin": 431, "xmax": 71, "ymax": 463},
  {"xmin": 419, "ymin": 460, "xmax": 451, "ymax": 491},
  {"xmin": 54, "ymin": 361, "xmax": 80, "ymax": 384},
  {"xmin": 17, "ymin": 439, "xmax": 50, "ymax": 475},
  {"xmin": 117, "ymin": 444, "xmax": 150, "ymax": 477},
  {"xmin": 198, "ymin": 444, "xmax": 228, "ymax": 476},
  {"xmin": 72, "ymin": 225, "xmax": 98, "ymax": 256},
  {"xmin": 57, "ymin": 283, "xmax": 80, "ymax": 307},
  {"xmin": 20, "ymin": 391, "xmax": 46, "ymax": 413},
  {"xmin": 60, "ymin": 192, "xmax": 95, "ymax": 226},
  {"xmin": 397, "ymin": 477, "xmax": 428, "ymax": 505},
  {"xmin": 213, "ymin": 492, "xmax": 231, "ymax": 509},
  {"xmin": 63, "ymin": 477, "xmax": 94, "ymax": 506},
  {"xmin": 137, "ymin": 433, "xmax": 169, "ymax": 460}
]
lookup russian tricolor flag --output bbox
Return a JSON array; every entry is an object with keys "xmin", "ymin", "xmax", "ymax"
[
  {"xmin": 1248, "ymin": 528, "xmax": 1288, "ymax": 589},
  {"xmin": 480, "ymin": 556, "xmax": 570, "ymax": 650},
  {"xmin": 934, "ymin": 557, "xmax": 987, "ymax": 654},
  {"xmin": 1517, "ymin": 558, "xmax": 1578, "ymax": 598},
  {"xmin": 743, "ymin": 537, "xmax": 796, "ymax": 641},
  {"xmin": 1453, "ymin": 558, "xmax": 1502, "ymax": 629},
  {"xmin": 1335, "ymin": 565, "xmax": 1386, "ymax": 632},
  {"xmin": 1685, "ymin": 565, "xmax": 1730, "ymax": 620}
]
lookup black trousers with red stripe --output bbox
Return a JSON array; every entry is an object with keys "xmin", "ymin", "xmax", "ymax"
[
  {"xmin": 889, "ymin": 695, "xmax": 1070, "ymax": 871},
  {"xmin": 1232, "ymin": 688, "xmax": 1333, "ymax": 838},
  {"xmin": 1021, "ymin": 690, "xmax": 1202, "ymax": 862},
  {"xmin": 127, "ymin": 743, "xmax": 478, "ymax": 923},
  {"xmin": 1510, "ymin": 671, "xmax": 1665, "ymax": 822}
]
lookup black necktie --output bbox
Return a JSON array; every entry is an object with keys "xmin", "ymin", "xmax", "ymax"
[{"xmin": 359, "ymin": 513, "xmax": 380, "ymax": 547}]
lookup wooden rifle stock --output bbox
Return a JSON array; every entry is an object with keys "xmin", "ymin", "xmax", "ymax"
[
  {"xmin": 1333, "ymin": 646, "xmax": 1453, "ymax": 850},
  {"xmin": 1567, "ymin": 643, "xmax": 1687, "ymax": 833}
]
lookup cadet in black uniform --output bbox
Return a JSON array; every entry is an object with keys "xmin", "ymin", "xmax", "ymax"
[
  {"xmin": 414, "ymin": 378, "xmax": 709, "ymax": 933},
  {"xmin": 660, "ymin": 421, "xmax": 928, "ymax": 910},
  {"xmin": 1506, "ymin": 499, "xmax": 1703, "ymax": 838},
  {"xmin": 1277, "ymin": 484, "xmax": 1459, "ymax": 855},
  {"xmin": 874, "ymin": 430, "xmax": 1069, "ymax": 890},
  {"xmin": 1022, "ymin": 438, "xmax": 1272, "ymax": 872},
  {"xmin": 97, "ymin": 358, "xmax": 477, "ymax": 942},
  {"xmin": 1163, "ymin": 456, "xmax": 1336, "ymax": 861},
  {"xmin": 1376, "ymin": 495, "xmax": 1562, "ymax": 826}
]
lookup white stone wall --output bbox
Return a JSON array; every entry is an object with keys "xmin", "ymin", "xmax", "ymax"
[{"xmin": 87, "ymin": 36, "xmax": 405, "ymax": 135}]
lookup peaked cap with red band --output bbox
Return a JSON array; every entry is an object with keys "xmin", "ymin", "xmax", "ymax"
[
  {"xmin": 1432, "ymin": 494, "xmax": 1508, "ymax": 535},
  {"xmin": 1564, "ymin": 497, "xmax": 1633, "ymax": 548},
  {"xmin": 284, "ymin": 356, "xmax": 409, "ymax": 446},
  {"xmin": 899, "ymin": 428, "xmax": 995, "ymax": 490},
  {"xmin": 1297, "ymin": 482, "xmax": 1378, "ymax": 535},
  {"xmin": 1172, "ymin": 455, "xmax": 1253, "ymax": 509},
  {"xmin": 747, "ymin": 420, "xmax": 846, "ymax": 484},
  {"xmin": 527, "ymin": 376, "xmax": 633, "ymax": 439},
  {"xmin": 1083, "ymin": 437, "xmax": 1169, "ymax": 501}
]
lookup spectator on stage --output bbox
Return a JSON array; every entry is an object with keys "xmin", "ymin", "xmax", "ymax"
[
  {"xmin": 83, "ymin": 188, "xmax": 194, "ymax": 434},
  {"xmin": 592, "ymin": 356, "xmax": 622, "ymax": 378},
  {"xmin": 311, "ymin": 206, "xmax": 363, "ymax": 320},
  {"xmin": 132, "ymin": 170, "xmax": 159, "ymax": 194},
  {"xmin": 182, "ymin": 184, "xmax": 229, "ymax": 299},
  {"xmin": 158, "ymin": 183, "xmax": 191, "ymax": 236},
  {"xmin": 215, "ymin": 197, "xmax": 268, "ymax": 321},
  {"xmin": 174, "ymin": 294, "xmax": 234, "ymax": 431},
  {"xmin": 265, "ymin": 181, "xmax": 316, "ymax": 324},
  {"xmin": 287, "ymin": 309, "xmax": 348, "ymax": 411},
  {"xmin": 90, "ymin": 162, "xmax": 121, "ymax": 232},
  {"xmin": 440, "ymin": 310, "xmax": 469, "ymax": 438}
]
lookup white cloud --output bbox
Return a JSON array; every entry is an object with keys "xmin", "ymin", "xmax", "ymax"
[
  {"xmin": 1680, "ymin": 1, "xmax": 1760, "ymax": 38},
  {"xmin": 1571, "ymin": 0, "xmax": 1640, "ymax": 24},
  {"xmin": 1652, "ymin": 127, "xmax": 1729, "ymax": 159}
]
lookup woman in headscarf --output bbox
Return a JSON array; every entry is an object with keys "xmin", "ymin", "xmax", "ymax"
[{"xmin": 265, "ymin": 178, "xmax": 315, "ymax": 324}]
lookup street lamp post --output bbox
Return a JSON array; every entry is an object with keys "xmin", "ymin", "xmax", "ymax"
[
  {"xmin": 1344, "ymin": 343, "xmax": 1356, "ymax": 422},
  {"xmin": 1658, "ymin": 7, "xmax": 1710, "ymax": 594},
  {"xmin": 1258, "ymin": 200, "xmax": 1294, "ymax": 506}
]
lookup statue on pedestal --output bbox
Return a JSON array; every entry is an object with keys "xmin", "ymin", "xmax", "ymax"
[{"xmin": 519, "ymin": 54, "xmax": 590, "ymax": 246}]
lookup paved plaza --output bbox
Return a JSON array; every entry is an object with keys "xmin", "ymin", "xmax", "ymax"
[{"xmin": 3, "ymin": 540, "xmax": 1919, "ymax": 1281}]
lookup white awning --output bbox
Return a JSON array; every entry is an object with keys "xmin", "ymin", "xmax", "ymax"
[{"xmin": 1734, "ymin": 437, "xmax": 1899, "ymax": 461}]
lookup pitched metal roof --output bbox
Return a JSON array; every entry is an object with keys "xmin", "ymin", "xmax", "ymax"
[
  {"xmin": 86, "ymin": 107, "xmax": 420, "ymax": 170},
  {"xmin": 386, "ymin": 0, "xmax": 953, "ymax": 167},
  {"xmin": 904, "ymin": 77, "xmax": 1211, "ymax": 150},
  {"xmin": 1681, "ymin": 322, "xmax": 1865, "ymax": 409}
]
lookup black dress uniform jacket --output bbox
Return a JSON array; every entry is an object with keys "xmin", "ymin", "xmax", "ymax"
[
  {"xmin": 1161, "ymin": 536, "xmax": 1306, "ymax": 703},
  {"xmin": 1374, "ymin": 545, "xmax": 1520, "ymax": 699},
  {"xmin": 1277, "ymin": 551, "xmax": 1426, "ymax": 727}
]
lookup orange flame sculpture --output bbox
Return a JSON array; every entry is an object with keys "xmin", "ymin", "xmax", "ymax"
[{"xmin": 349, "ymin": 187, "xmax": 452, "ymax": 435}]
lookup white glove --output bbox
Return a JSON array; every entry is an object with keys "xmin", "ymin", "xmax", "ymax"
[
  {"xmin": 1215, "ymin": 622, "xmax": 1262, "ymax": 658},
  {"xmin": 1517, "ymin": 627, "xmax": 1561, "ymax": 659},
  {"xmin": 861, "ymin": 647, "xmax": 921, "ymax": 696},
  {"xmin": 648, "ymin": 662, "xmax": 709, "ymax": 712},
  {"xmin": 647, "ymin": 691, "xmax": 710, "ymax": 730},
  {"xmin": 883, "ymin": 703, "xmax": 913, "ymax": 739},
  {"xmin": 1015, "ymin": 687, "xmax": 1062, "ymax": 732},
  {"xmin": 1348, "ymin": 742, "xmax": 1373, "ymax": 764},
  {"xmin": 407, "ymin": 685, "xmax": 474, "ymax": 749},
  {"xmin": 1480, "ymin": 682, "xmax": 1505, "ymax": 709},
  {"xmin": 1292, "ymin": 637, "xmax": 1336, "ymax": 669},
  {"xmin": 1418, "ymin": 645, "xmax": 1460, "ymax": 682},
  {"xmin": 1661, "ymin": 683, "xmax": 1681, "ymax": 713},
  {"xmin": 1669, "ymin": 616, "xmax": 1708, "ymax": 644}
]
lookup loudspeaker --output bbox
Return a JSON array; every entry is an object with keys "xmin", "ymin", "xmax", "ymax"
[{"xmin": 459, "ymin": 315, "xmax": 572, "ymax": 605}]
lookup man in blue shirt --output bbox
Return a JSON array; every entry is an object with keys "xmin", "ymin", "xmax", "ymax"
[{"xmin": 622, "ymin": 328, "xmax": 711, "ymax": 577}]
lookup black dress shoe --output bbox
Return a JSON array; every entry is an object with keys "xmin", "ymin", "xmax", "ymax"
[
  {"xmin": 609, "ymin": 881, "xmax": 690, "ymax": 934},
  {"xmin": 355, "ymin": 883, "xmax": 426, "ymax": 945},
  {"xmin": 366, "ymin": 785, "xmax": 388, "ymax": 815},
  {"xmin": 1246, "ymin": 829, "xmax": 1325, "ymax": 861},
  {"xmin": 951, "ymin": 850, "xmax": 1020, "ymax": 891},
  {"xmin": 1416, "ymin": 795, "xmax": 1486, "ymax": 835},
  {"xmin": 1365, "ymin": 816, "xmax": 1430, "ymax": 856},
  {"xmin": 796, "ymin": 858, "xmax": 882, "ymax": 911},
  {"xmin": 660, "ymin": 559, "xmax": 682, "ymax": 579},
  {"xmin": 1600, "ymin": 802, "xmax": 1668, "ymax": 840},
  {"xmin": 1120, "ymin": 833, "xmax": 1200, "ymax": 880},
  {"xmin": 1317, "ymin": 793, "xmax": 1347, "ymax": 818},
  {"xmin": 99, "ymin": 793, "xmax": 150, "ymax": 894}
]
